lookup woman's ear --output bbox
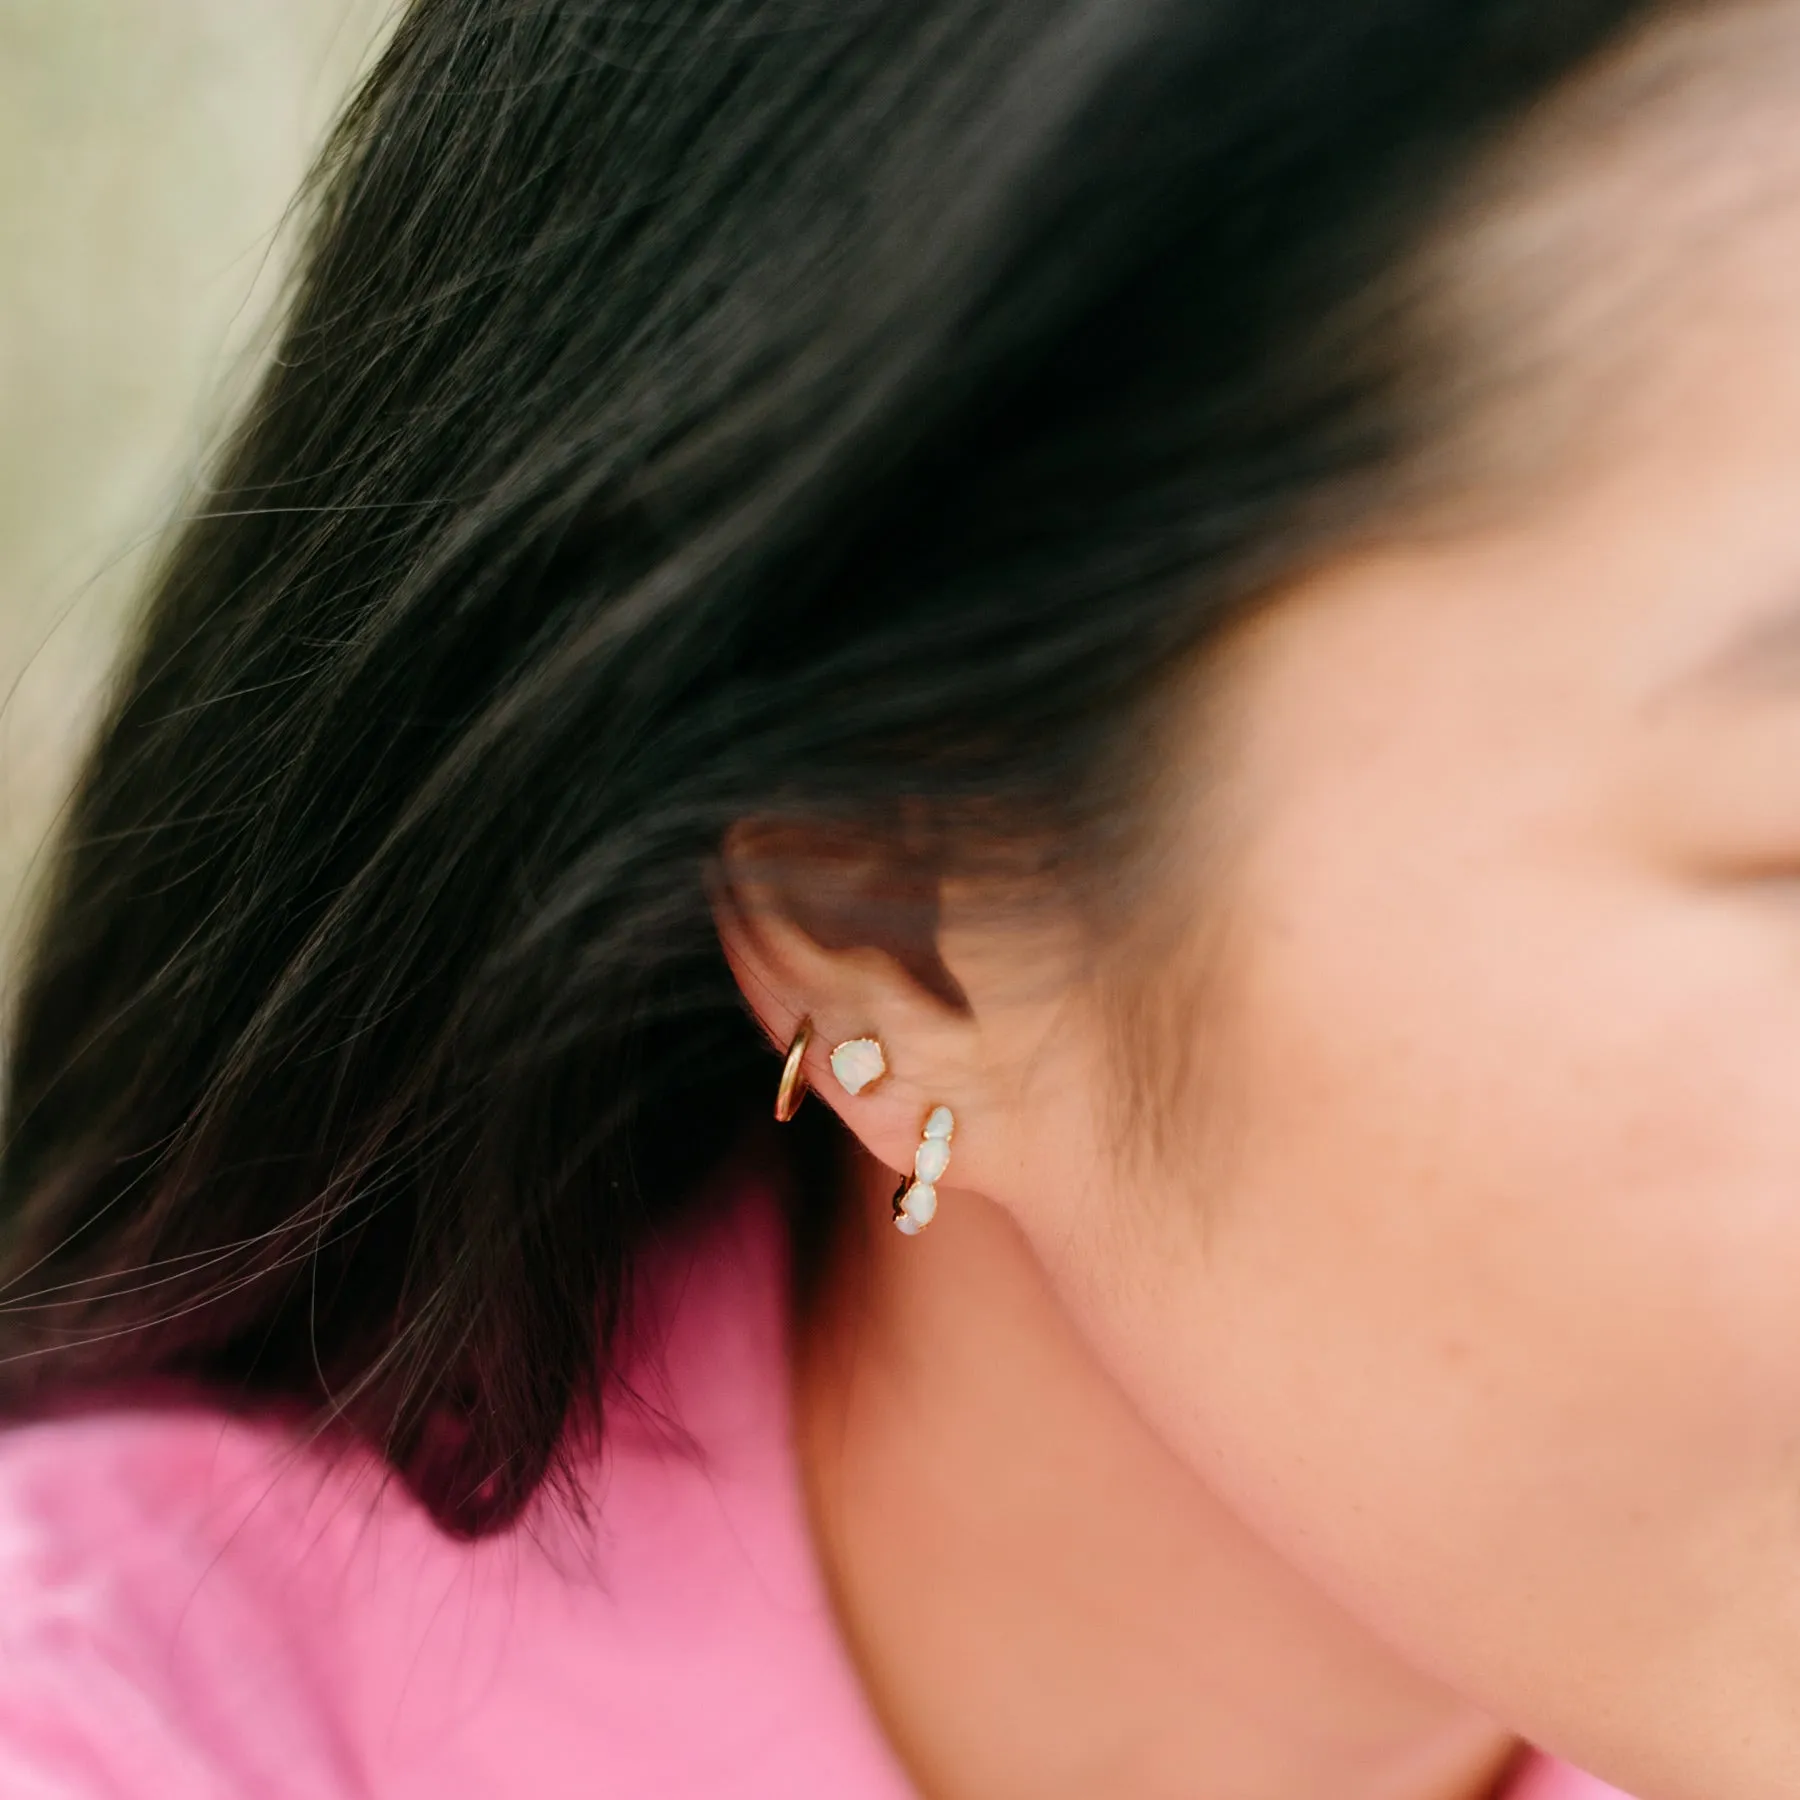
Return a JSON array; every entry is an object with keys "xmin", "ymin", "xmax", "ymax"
[{"xmin": 711, "ymin": 819, "xmax": 981, "ymax": 1184}]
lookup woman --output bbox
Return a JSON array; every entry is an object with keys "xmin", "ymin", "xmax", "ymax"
[{"xmin": 1, "ymin": 0, "xmax": 1794, "ymax": 1792}]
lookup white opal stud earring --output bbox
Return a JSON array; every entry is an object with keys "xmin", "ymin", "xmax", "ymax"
[
  {"xmin": 893, "ymin": 1106, "xmax": 954, "ymax": 1236},
  {"xmin": 829, "ymin": 1036, "xmax": 887, "ymax": 1096}
]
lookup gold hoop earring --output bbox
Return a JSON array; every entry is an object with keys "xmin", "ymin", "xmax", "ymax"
[{"xmin": 774, "ymin": 1017, "xmax": 814, "ymax": 1122}]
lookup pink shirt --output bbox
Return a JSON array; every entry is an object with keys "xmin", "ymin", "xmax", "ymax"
[{"xmin": 0, "ymin": 1177, "xmax": 1634, "ymax": 1799}]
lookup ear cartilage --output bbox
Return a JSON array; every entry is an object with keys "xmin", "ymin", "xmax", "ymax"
[
  {"xmin": 829, "ymin": 1036, "xmax": 888, "ymax": 1096},
  {"xmin": 893, "ymin": 1106, "xmax": 954, "ymax": 1236}
]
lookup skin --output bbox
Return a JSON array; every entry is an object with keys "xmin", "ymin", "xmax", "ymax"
[{"xmin": 720, "ymin": 12, "xmax": 1800, "ymax": 1797}]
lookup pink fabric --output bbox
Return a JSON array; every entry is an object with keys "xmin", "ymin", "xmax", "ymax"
[
  {"xmin": 1505, "ymin": 1757, "xmax": 1635, "ymax": 1800},
  {"xmin": 0, "ymin": 1178, "xmax": 1635, "ymax": 1799}
]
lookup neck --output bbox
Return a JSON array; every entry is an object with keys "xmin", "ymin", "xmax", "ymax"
[{"xmin": 792, "ymin": 1144, "xmax": 1520, "ymax": 1800}]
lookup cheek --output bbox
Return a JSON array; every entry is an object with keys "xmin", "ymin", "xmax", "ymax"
[{"xmin": 1053, "ymin": 834, "xmax": 1800, "ymax": 1767}]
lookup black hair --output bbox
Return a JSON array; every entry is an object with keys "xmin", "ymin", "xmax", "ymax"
[{"xmin": 0, "ymin": 0, "xmax": 1667, "ymax": 1535}]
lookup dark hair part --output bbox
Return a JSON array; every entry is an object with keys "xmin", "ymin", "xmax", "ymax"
[{"xmin": 0, "ymin": 0, "xmax": 1666, "ymax": 1534}]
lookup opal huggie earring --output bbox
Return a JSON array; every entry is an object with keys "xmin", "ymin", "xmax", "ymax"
[{"xmin": 893, "ymin": 1106, "xmax": 954, "ymax": 1236}]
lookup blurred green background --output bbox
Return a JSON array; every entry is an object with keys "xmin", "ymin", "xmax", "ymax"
[{"xmin": 0, "ymin": 0, "xmax": 393, "ymax": 963}]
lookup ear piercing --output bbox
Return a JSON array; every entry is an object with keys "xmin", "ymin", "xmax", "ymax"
[
  {"xmin": 772, "ymin": 1025, "xmax": 951, "ymax": 1237},
  {"xmin": 893, "ymin": 1106, "xmax": 954, "ymax": 1237}
]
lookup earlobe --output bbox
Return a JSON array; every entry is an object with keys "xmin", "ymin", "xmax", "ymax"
[{"xmin": 771, "ymin": 1019, "xmax": 957, "ymax": 1242}]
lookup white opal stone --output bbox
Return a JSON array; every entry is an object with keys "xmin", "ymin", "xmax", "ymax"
[
  {"xmin": 894, "ymin": 1212, "xmax": 924, "ymax": 1236},
  {"xmin": 923, "ymin": 1105, "xmax": 954, "ymax": 1141},
  {"xmin": 829, "ymin": 1037, "xmax": 887, "ymax": 1096},
  {"xmin": 914, "ymin": 1138, "xmax": 951, "ymax": 1183},
  {"xmin": 901, "ymin": 1180, "xmax": 938, "ymax": 1226}
]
